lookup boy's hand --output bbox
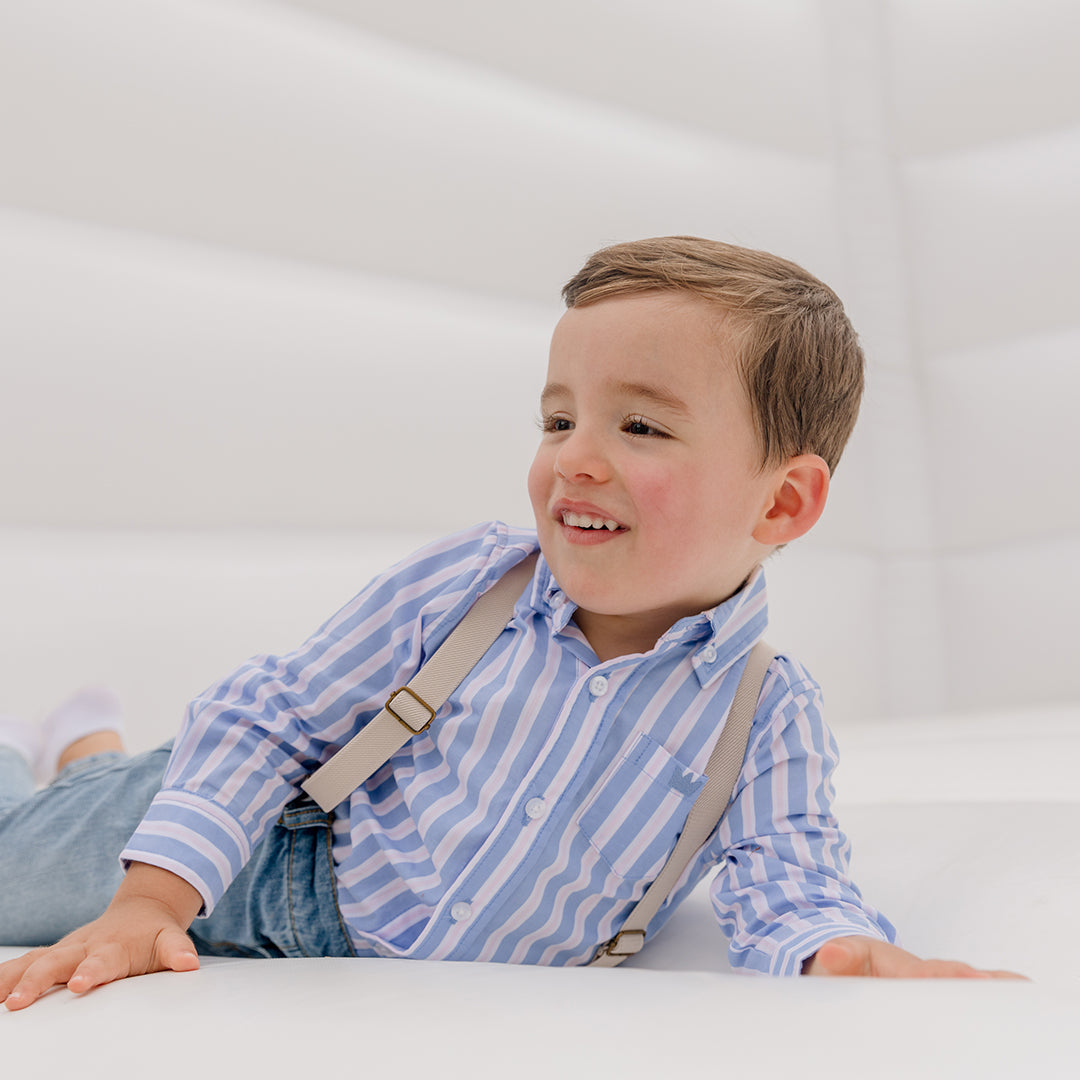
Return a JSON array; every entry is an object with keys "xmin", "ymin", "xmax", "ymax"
[
  {"xmin": 0, "ymin": 863, "xmax": 202, "ymax": 1011},
  {"xmin": 804, "ymin": 935, "xmax": 1026, "ymax": 979}
]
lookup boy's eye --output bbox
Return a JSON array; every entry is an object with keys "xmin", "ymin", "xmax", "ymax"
[
  {"xmin": 539, "ymin": 414, "xmax": 573, "ymax": 433},
  {"xmin": 624, "ymin": 416, "xmax": 669, "ymax": 438}
]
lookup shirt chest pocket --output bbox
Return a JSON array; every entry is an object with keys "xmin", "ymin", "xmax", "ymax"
[{"xmin": 577, "ymin": 732, "xmax": 708, "ymax": 881}]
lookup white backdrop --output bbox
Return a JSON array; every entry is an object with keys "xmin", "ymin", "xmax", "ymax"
[{"xmin": 1, "ymin": 0, "xmax": 1077, "ymax": 746}]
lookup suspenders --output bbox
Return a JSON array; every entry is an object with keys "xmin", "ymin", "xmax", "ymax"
[
  {"xmin": 590, "ymin": 637, "xmax": 772, "ymax": 965},
  {"xmin": 301, "ymin": 553, "xmax": 774, "ymax": 967},
  {"xmin": 301, "ymin": 556, "xmax": 540, "ymax": 813}
]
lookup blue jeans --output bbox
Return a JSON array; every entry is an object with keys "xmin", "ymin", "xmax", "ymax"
[{"xmin": 0, "ymin": 744, "xmax": 355, "ymax": 958}]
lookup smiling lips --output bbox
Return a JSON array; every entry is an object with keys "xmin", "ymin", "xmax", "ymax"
[{"xmin": 561, "ymin": 510, "xmax": 624, "ymax": 531}]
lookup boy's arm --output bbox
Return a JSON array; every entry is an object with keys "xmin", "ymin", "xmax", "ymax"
[
  {"xmin": 123, "ymin": 523, "xmax": 529, "ymax": 921},
  {"xmin": 710, "ymin": 660, "xmax": 1025, "ymax": 978},
  {"xmin": 708, "ymin": 665, "xmax": 896, "ymax": 974},
  {"xmin": 0, "ymin": 863, "xmax": 202, "ymax": 1011}
]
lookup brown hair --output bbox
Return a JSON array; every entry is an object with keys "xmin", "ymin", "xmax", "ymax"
[{"xmin": 562, "ymin": 236, "xmax": 864, "ymax": 473}]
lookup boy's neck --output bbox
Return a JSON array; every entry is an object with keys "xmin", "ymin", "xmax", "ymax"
[
  {"xmin": 570, "ymin": 569, "xmax": 758, "ymax": 664},
  {"xmin": 572, "ymin": 609, "xmax": 679, "ymax": 663}
]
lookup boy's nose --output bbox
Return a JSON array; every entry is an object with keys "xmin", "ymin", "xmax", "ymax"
[{"xmin": 554, "ymin": 428, "xmax": 611, "ymax": 482}]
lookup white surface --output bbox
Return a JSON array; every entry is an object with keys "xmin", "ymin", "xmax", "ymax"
[
  {"xmin": 832, "ymin": 707, "xmax": 1080, "ymax": 805},
  {"xmin": 3, "ymin": 954, "xmax": 1078, "ymax": 1080}
]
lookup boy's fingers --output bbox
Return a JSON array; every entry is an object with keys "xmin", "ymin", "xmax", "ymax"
[
  {"xmin": 808, "ymin": 937, "xmax": 868, "ymax": 976},
  {"xmin": 66, "ymin": 942, "xmax": 133, "ymax": 995},
  {"xmin": 66, "ymin": 927, "xmax": 198, "ymax": 994},
  {"xmin": 917, "ymin": 958, "xmax": 988, "ymax": 978},
  {"xmin": 918, "ymin": 960, "xmax": 1028, "ymax": 981},
  {"xmin": 806, "ymin": 937, "xmax": 1031, "ymax": 980},
  {"xmin": 0, "ymin": 949, "xmax": 43, "ymax": 995},
  {"xmin": 2, "ymin": 945, "xmax": 87, "ymax": 1010},
  {"xmin": 153, "ymin": 928, "xmax": 200, "ymax": 974},
  {"xmin": 0, "ymin": 951, "xmax": 43, "ymax": 1008},
  {"xmin": 3, "ymin": 911, "xmax": 199, "ymax": 1010}
]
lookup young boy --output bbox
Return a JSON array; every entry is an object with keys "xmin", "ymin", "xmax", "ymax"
[{"xmin": 0, "ymin": 237, "xmax": 1016, "ymax": 1010}]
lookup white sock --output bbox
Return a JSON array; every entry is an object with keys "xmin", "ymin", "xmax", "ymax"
[
  {"xmin": 0, "ymin": 714, "xmax": 42, "ymax": 765},
  {"xmin": 36, "ymin": 686, "xmax": 125, "ymax": 782}
]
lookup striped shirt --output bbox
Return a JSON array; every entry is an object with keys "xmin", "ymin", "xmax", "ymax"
[{"xmin": 123, "ymin": 521, "xmax": 894, "ymax": 975}]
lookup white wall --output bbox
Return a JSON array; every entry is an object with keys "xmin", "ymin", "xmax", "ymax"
[{"xmin": 1, "ymin": 0, "xmax": 1076, "ymax": 742}]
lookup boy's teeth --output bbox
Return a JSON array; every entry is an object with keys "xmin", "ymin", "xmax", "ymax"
[{"xmin": 562, "ymin": 511, "xmax": 621, "ymax": 530}]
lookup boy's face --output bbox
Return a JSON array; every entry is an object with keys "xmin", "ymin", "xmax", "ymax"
[{"xmin": 528, "ymin": 291, "xmax": 781, "ymax": 653}]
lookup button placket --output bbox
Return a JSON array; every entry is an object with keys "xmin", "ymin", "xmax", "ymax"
[{"xmin": 425, "ymin": 665, "xmax": 629, "ymax": 961}]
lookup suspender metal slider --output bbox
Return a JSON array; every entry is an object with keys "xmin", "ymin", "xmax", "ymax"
[{"xmin": 385, "ymin": 686, "xmax": 437, "ymax": 734}]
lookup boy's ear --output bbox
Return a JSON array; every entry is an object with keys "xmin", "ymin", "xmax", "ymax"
[{"xmin": 752, "ymin": 454, "xmax": 830, "ymax": 547}]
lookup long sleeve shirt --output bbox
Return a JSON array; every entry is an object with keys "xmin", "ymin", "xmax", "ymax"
[{"xmin": 122, "ymin": 521, "xmax": 894, "ymax": 975}]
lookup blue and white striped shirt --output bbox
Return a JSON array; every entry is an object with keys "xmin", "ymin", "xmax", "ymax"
[{"xmin": 123, "ymin": 522, "xmax": 894, "ymax": 975}]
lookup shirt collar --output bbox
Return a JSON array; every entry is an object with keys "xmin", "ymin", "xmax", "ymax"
[{"xmin": 528, "ymin": 556, "xmax": 769, "ymax": 688}]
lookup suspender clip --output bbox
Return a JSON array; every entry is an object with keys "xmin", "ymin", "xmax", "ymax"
[{"xmin": 596, "ymin": 928, "xmax": 646, "ymax": 960}]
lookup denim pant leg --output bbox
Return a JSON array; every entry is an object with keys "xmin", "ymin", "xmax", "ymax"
[
  {"xmin": 0, "ymin": 745, "xmax": 172, "ymax": 947},
  {"xmin": 0, "ymin": 742, "xmax": 356, "ymax": 958},
  {"xmin": 191, "ymin": 796, "xmax": 357, "ymax": 960},
  {"xmin": 0, "ymin": 748, "xmax": 37, "ymax": 810}
]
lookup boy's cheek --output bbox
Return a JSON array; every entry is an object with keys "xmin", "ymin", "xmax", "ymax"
[
  {"xmin": 525, "ymin": 454, "xmax": 551, "ymax": 519},
  {"xmin": 630, "ymin": 472, "xmax": 685, "ymax": 526}
]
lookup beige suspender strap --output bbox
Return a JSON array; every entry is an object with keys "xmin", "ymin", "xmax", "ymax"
[
  {"xmin": 589, "ymin": 639, "xmax": 775, "ymax": 967},
  {"xmin": 301, "ymin": 554, "xmax": 538, "ymax": 813}
]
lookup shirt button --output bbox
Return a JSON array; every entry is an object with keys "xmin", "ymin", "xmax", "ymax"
[
  {"xmin": 525, "ymin": 797, "xmax": 547, "ymax": 820},
  {"xmin": 700, "ymin": 644, "xmax": 717, "ymax": 664},
  {"xmin": 589, "ymin": 675, "xmax": 609, "ymax": 697},
  {"xmin": 450, "ymin": 901, "xmax": 473, "ymax": 923}
]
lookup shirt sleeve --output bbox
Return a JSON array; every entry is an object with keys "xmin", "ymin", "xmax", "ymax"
[
  {"xmin": 121, "ymin": 522, "xmax": 528, "ymax": 915},
  {"xmin": 708, "ymin": 657, "xmax": 897, "ymax": 975}
]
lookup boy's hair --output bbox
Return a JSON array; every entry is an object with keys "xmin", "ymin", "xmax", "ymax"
[{"xmin": 562, "ymin": 236, "xmax": 864, "ymax": 473}]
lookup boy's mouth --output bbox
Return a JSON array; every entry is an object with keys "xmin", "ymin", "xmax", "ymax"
[{"xmin": 559, "ymin": 510, "xmax": 627, "ymax": 532}]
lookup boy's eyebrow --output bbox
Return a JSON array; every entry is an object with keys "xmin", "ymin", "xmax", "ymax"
[
  {"xmin": 539, "ymin": 383, "xmax": 571, "ymax": 410},
  {"xmin": 539, "ymin": 380, "xmax": 692, "ymax": 418},
  {"xmin": 613, "ymin": 380, "xmax": 692, "ymax": 418}
]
